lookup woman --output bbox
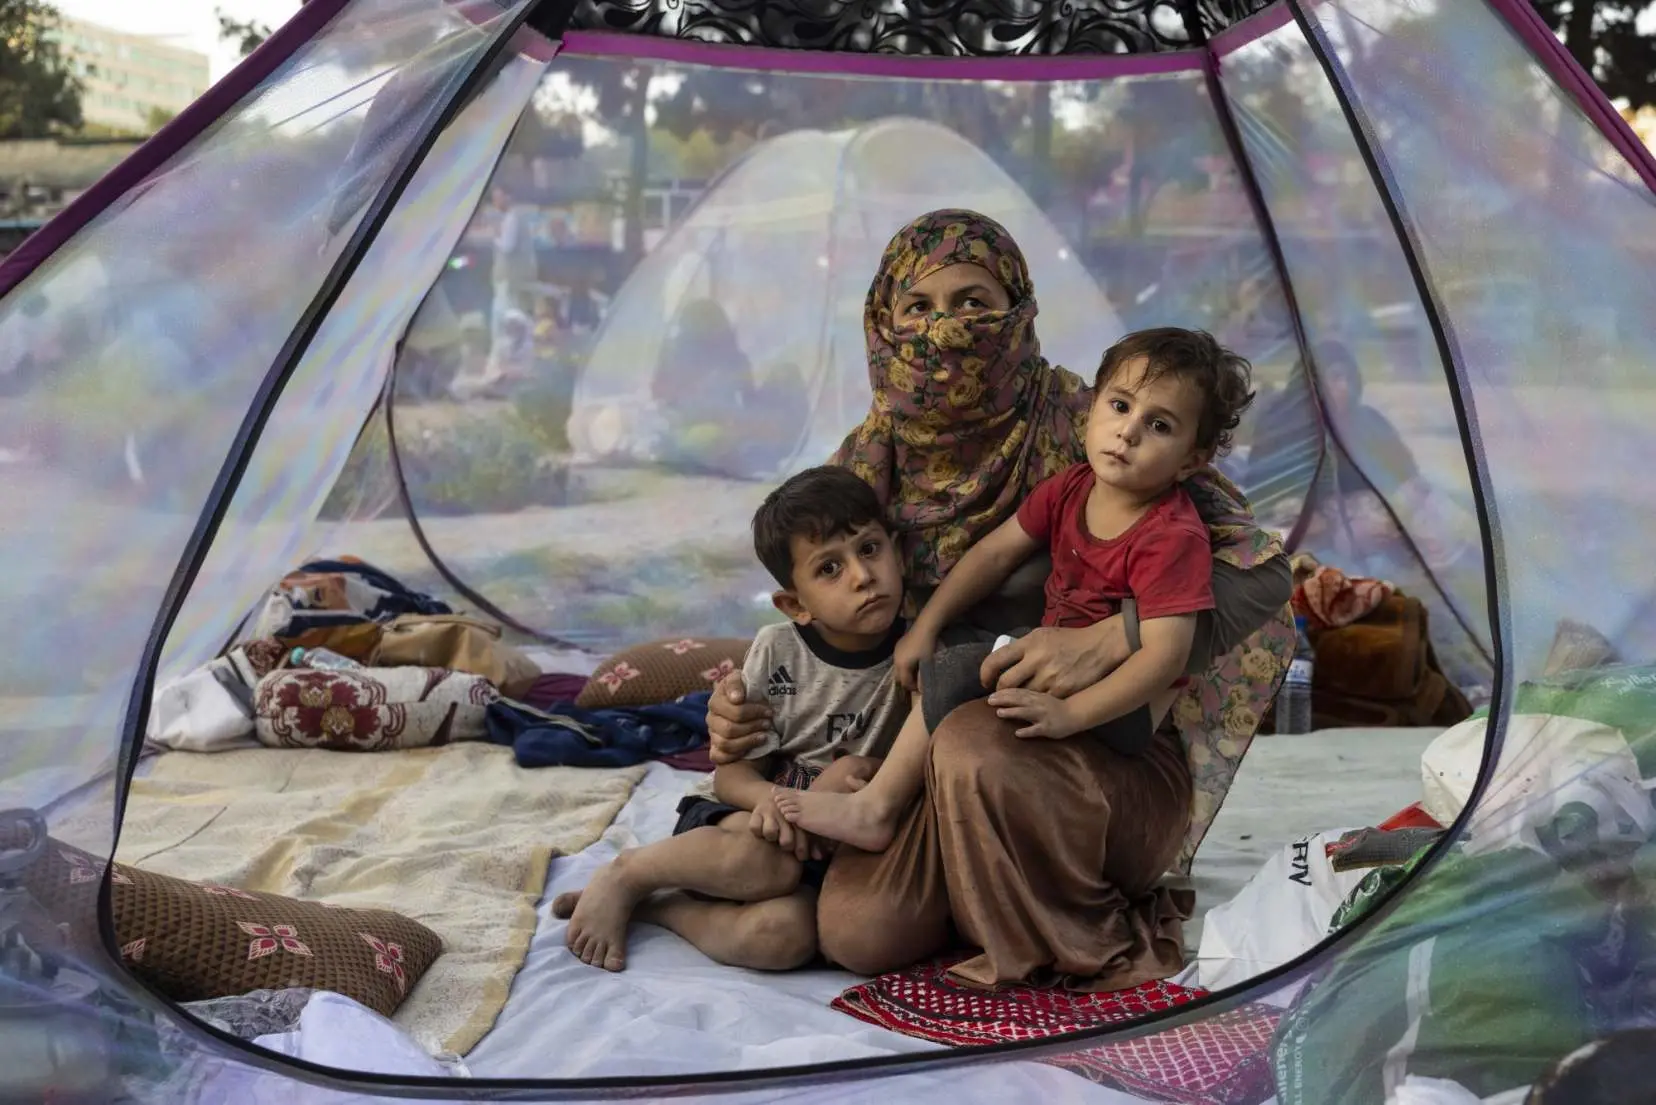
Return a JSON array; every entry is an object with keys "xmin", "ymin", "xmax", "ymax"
[{"xmin": 708, "ymin": 210, "xmax": 1292, "ymax": 987}]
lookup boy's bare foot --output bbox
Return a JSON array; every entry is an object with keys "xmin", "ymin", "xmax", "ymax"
[
  {"xmin": 773, "ymin": 787, "xmax": 897, "ymax": 853},
  {"xmin": 550, "ymin": 854, "xmax": 645, "ymax": 972}
]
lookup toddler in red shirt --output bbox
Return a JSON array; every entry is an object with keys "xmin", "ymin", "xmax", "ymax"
[{"xmin": 777, "ymin": 327, "xmax": 1255, "ymax": 854}]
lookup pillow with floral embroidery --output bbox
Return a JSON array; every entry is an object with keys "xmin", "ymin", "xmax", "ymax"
[
  {"xmin": 253, "ymin": 667, "xmax": 498, "ymax": 751},
  {"xmin": 574, "ymin": 637, "xmax": 750, "ymax": 709},
  {"xmin": 22, "ymin": 840, "xmax": 440, "ymax": 1018}
]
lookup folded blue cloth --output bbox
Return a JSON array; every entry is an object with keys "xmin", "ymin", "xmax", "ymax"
[{"xmin": 483, "ymin": 691, "xmax": 711, "ymax": 769}]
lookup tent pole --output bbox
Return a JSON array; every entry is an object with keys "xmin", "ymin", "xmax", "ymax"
[
  {"xmin": 1286, "ymin": 0, "xmax": 1511, "ymax": 846},
  {"xmin": 1202, "ymin": 22, "xmax": 1495, "ymax": 672},
  {"xmin": 1195, "ymin": 45, "xmax": 1328, "ymax": 552},
  {"xmin": 112, "ymin": 0, "xmax": 577, "ymax": 838}
]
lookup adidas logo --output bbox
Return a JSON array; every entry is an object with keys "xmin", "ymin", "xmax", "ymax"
[{"xmin": 767, "ymin": 665, "xmax": 797, "ymax": 696}]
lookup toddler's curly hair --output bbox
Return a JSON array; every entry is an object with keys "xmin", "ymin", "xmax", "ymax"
[{"xmin": 1094, "ymin": 327, "xmax": 1256, "ymax": 456}]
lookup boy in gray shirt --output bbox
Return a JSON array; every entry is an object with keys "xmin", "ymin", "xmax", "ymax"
[{"xmin": 552, "ymin": 467, "xmax": 912, "ymax": 973}]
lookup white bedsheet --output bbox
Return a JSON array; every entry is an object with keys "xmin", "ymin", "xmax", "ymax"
[
  {"xmin": 466, "ymin": 762, "xmax": 941, "ymax": 1078},
  {"xmin": 464, "ymin": 727, "xmax": 1445, "ymax": 1094}
]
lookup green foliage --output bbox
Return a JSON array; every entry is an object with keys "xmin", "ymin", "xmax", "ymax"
[
  {"xmin": 394, "ymin": 405, "xmax": 565, "ymax": 516},
  {"xmin": 1530, "ymin": 0, "xmax": 1656, "ymax": 110},
  {"xmin": 0, "ymin": 0, "xmax": 81, "ymax": 138},
  {"xmin": 215, "ymin": 7, "xmax": 271, "ymax": 59}
]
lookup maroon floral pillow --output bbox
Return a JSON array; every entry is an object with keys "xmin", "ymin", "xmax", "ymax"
[
  {"xmin": 253, "ymin": 667, "xmax": 498, "ymax": 751},
  {"xmin": 574, "ymin": 637, "xmax": 750, "ymax": 709}
]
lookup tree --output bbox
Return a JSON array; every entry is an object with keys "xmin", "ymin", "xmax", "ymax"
[
  {"xmin": 145, "ymin": 105, "xmax": 176, "ymax": 132},
  {"xmin": 216, "ymin": 7, "xmax": 272, "ymax": 59},
  {"xmin": 0, "ymin": 0, "xmax": 81, "ymax": 138},
  {"xmin": 1530, "ymin": 0, "xmax": 1656, "ymax": 110}
]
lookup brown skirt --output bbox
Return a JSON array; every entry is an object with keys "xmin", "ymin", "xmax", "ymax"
[{"xmin": 818, "ymin": 697, "xmax": 1194, "ymax": 990}]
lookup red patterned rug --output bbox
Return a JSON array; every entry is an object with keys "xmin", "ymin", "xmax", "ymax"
[{"xmin": 831, "ymin": 957, "xmax": 1281, "ymax": 1105}]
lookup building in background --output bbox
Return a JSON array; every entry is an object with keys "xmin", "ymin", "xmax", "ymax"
[{"xmin": 46, "ymin": 14, "xmax": 210, "ymax": 134}]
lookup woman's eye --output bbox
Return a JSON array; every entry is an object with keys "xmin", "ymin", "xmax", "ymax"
[{"xmin": 903, "ymin": 301, "xmax": 926, "ymax": 315}]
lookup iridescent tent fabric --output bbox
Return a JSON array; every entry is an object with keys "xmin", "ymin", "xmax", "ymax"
[{"xmin": 2, "ymin": 0, "xmax": 1655, "ymax": 1099}]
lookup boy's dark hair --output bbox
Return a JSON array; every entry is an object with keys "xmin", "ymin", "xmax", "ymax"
[
  {"xmin": 753, "ymin": 466, "xmax": 887, "ymax": 588},
  {"xmin": 1094, "ymin": 327, "xmax": 1256, "ymax": 455}
]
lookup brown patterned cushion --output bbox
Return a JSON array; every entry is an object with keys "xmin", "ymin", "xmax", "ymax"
[
  {"xmin": 253, "ymin": 667, "xmax": 498, "ymax": 751},
  {"xmin": 574, "ymin": 637, "xmax": 751, "ymax": 709},
  {"xmin": 21, "ymin": 839, "xmax": 440, "ymax": 1018}
]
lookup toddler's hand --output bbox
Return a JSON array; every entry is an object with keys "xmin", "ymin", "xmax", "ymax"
[{"xmin": 987, "ymin": 687, "xmax": 1080, "ymax": 740}]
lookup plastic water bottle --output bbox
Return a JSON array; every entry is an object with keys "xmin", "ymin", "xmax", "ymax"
[
  {"xmin": 1275, "ymin": 616, "xmax": 1315, "ymax": 735},
  {"xmin": 290, "ymin": 646, "xmax": 364, "ymax": 672}
]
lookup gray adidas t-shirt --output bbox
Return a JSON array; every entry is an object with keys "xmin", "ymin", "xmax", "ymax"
[{"xmin": 693, "ymin": 620, "xmax": 909, "ymax": 798}]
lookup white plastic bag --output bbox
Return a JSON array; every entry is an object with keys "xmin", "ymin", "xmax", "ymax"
[
  {"xmin": 1198, "ymin": 829, "xmax": 1369, "ymax": 976},
  {"xmin": 1420, "ymin": 712, "xmax": 1656, "ymax": 857},
  {"xmin": 146, "ymin": 658, "xmax": 256, "ymax": 753},
  {"xmin": 1389, "ymin": 1075, "xmax": 1529, "ymax": 1105}
]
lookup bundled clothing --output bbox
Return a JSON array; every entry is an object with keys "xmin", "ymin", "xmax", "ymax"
[{"xmin": 484, "ymin": 692, "xmax": 711, "ymax": 770}]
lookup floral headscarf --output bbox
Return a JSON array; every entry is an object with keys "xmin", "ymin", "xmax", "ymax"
[
  {"xmin": 832, "ymin": 210, "xmax": 1091, "ymax": 585},
  {"xmin": 832, "ymin": 208, "xmax": 1283, "ymax": 588}
]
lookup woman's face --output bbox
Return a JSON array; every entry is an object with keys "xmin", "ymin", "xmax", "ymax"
[{"xmin": 891, "ymin": 263, "xmax": 1011, "ymax": 331}]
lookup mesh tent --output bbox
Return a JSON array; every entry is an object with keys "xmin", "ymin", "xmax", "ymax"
[
  {"xmin": 2, "ymin": 0, "xmax": 1655, "ymax": 1099},
  {"xmin": 565, "ymin": 116, "xmax": 1123, "ymax": 476}
]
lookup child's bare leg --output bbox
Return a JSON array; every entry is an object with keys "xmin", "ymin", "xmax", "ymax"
[
  {"xmin": 774, "ymin": 697, "xmax": 926, "ymax": 853},
  {"xmin": 637, "ymin": 888, "xmax": 818, "ymax": 971},
  {"xmin": 551, "ymin": 815, "xmax": 802, "ymax": 972}
]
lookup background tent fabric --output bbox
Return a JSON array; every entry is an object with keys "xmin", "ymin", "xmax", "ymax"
[
  {"xmin": 2, "ymin": 0, "xmax": 1656, "ymax": 1100},
  {"xmin": 566, "ymin": 116, "xmax": 1124, "ymax": 476}
]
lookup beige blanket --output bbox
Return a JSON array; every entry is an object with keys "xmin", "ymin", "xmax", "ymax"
[{"xmin": 54, "ymin": 743, "xmax": 643, "ymax": 1055}]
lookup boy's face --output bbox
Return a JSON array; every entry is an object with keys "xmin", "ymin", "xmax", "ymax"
[
  {"xmin": 1086, "ymin": 354, "xmax": 1209, "ymax": 497},
  {"xmin": 773, "ymin": 521, "xmax": 904, "ymax": 652}
]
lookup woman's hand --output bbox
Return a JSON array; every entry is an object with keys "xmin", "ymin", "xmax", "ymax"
[
  {"xmin": 979, "ymin": 617, "xmax": 1129, "ymax": 697},
  {"xmin": 986, "ymin": 687, "xmax": 1081, "ymax": 740},
  {"xmin": 892, "ymin": 627, "xmax": 939, "ymax": 692},
  {"xmin": 707, "ymin": 671, "xmax": 772, "ymax": 765}
]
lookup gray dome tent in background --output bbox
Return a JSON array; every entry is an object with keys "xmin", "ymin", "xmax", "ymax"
[
  {"xmin": 1, "ymin": 0, "xmax": 1655, "ymax": 1100},
  {"xmin": 565, "ymin": 116, "xmax": 1124, "ymax": 474}
]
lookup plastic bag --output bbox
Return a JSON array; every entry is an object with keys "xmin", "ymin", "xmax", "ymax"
[
  {"xmin": 1420, "ymin": 713, "xmax": 1655, "ymax": 858},
  {"xmin": 1198, "ymin": 828, "xmax": 1370, "ymax": 976}
]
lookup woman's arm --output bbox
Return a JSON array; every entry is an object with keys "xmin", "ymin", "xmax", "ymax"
[
  {"xmin": 911, "ymin": 517, "xmax": 1041, "ymax": 639},
  {"xmin": 989, "ymin": 615, "xmax": 1194, "ymax": 740},
  {"xmin": 1181, "ymin": 557, "xmax": 1292, "ymax": 672},
  {"xmin": 705, "ymin": 673, "xmax": 774, "ymax": 763},
  {"xmin": 1058, "ymin": 615, "xmax": 1194, "ymax": 732},
  {"xmin": 980, "ymin": 617, "xmax": 1131, "ymax": 696},
  {"xmin": 1177, "ymin": 466, "xmax": 1294, "ymax": 671}
]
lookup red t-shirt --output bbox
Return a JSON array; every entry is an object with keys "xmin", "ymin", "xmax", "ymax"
[{"xmin": 1015, "ymin": 463, "xmax": 1215, "ymax": 629}]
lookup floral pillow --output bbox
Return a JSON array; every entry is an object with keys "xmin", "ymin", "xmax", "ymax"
[
  {"xmin": 19, "ymin": 839, "xmax": 441, "ymax": 1019},
  {"xmin": 253, "ymin": 667, "xmax": 498, "ymax": 751},
  {"xmin": 574, "ymin": 637, "xmax": 750, "ymax": 709}
]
